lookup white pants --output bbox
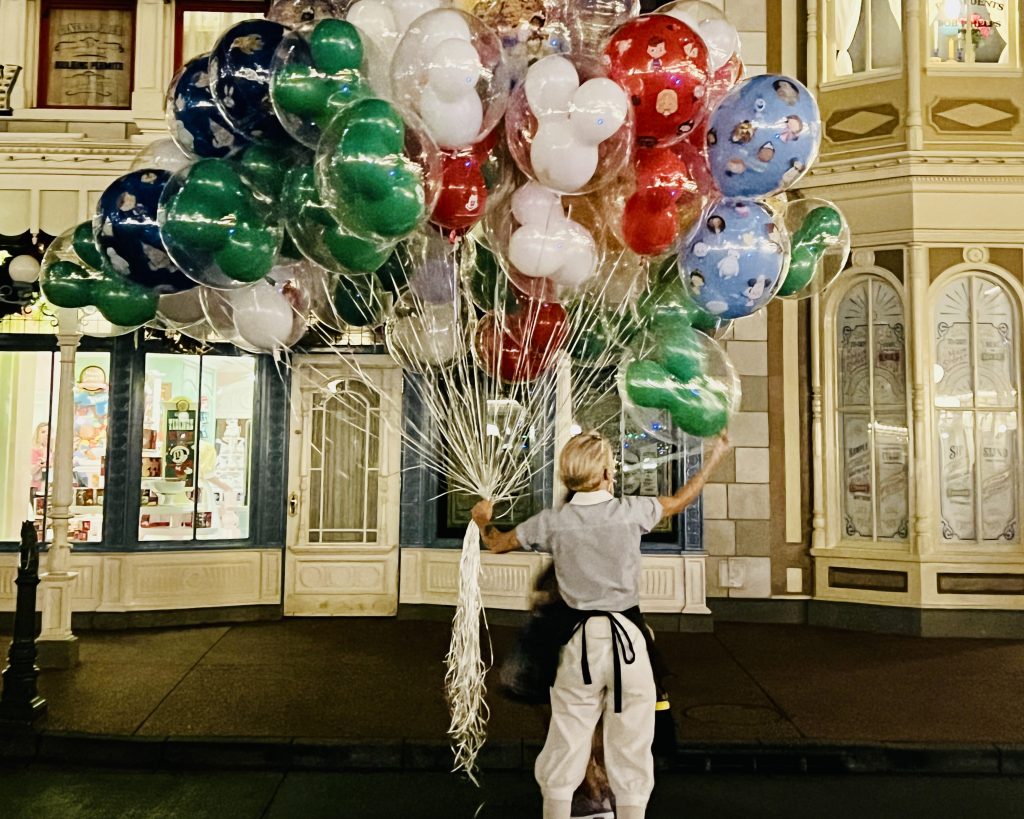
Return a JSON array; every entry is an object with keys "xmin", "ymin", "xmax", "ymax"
[{"xmin": 535, "ymin": 614, "xmax": 656, "ymax": 813}]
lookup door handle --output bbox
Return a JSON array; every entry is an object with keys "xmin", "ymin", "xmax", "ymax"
[{"xmin": 288, "ymin": 491, "xmax": 299, "ymax": 517}]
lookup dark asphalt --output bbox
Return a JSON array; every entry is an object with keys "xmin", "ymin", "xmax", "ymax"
[{"xmin": 1, "ymin": 765, "xmax": 1022, "ymax": 819}]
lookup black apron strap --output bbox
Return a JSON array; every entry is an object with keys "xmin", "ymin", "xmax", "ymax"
[{"xmin": 570, "ymin": 612, "xmax": 638, "ymax": 713}]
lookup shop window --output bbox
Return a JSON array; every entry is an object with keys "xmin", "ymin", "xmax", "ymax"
[
  {"xmin": 829, "ymin": 0, "xmax": 903, "ymax": 79},
  {"xmin": 834, "ymin": 278, "xmax": 910, "ymax": 541},
  {"xmin": 928, "ymin": 0, "xmax": 1014, "ymax": 65},
  {"xmin": 139, "ymin": 353, "xmax": 255, "ymax": 542},
  {"xmin": 38, "ymin": 0, "xmax": 136, "ymax": 108},
  {"xmin": 933, "ymin": 275, "xmax": 1020, "ymax": 544},
  {"xmin": 0, "ymin": 350, "xmax": 111, "ymax": 544},
  {"xmin": 174, "ymin": 1, "xmax": 267, "ymax": 67}
]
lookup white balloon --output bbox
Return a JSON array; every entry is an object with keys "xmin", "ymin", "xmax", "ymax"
[
  {"xmin": 699, "ymin": 18, "xmax": 740, "ymax": 70},
  {"xmin": 420, "ymin": 84, "xmax": 483, "ymax": 148},
  {"xmin": 552, "ymin": 221, "xmax": 597, "ymax": 288},
  {"xmin": 130, "ymin": 138, "xmax": 192, "ymax": 173},
  {"xmin": 389, "ymin": 0, "xmax": 443, "ymax": 31},
  {"xmin": 509, "ymin": 223, "xmax": 566, "ymax": 278},
  {"xmin": 231, "ymin": 282, "xmax": 296, "ymax": 352},
  {"xmin": 347, "ymin": 0, "xmax": 400, "ymax": 56},
  {"xmin": 426, "ymin": 38, "xmax": 482, "ymax": 102},
  {"xmin": 570, "ymin": 78, "xmax": 628, "ymax": 145},
  {"xmin": 531, "ymin": 118, "xmax": 599, "ymax": 193},
  {"xmin": 511, "ymin": 182, "xmax": 563, "ymax": 228},
  {"xmin": 407, "ymin": 7, "xmax": 472, "ymax": 55},
  {"xmin": 524, "ymin": 55, "xmax": 579, "ymax": 119}
]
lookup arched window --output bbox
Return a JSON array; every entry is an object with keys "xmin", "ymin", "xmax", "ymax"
[
  {"xmin": 833, "ymin": 276, "xmax": 910, "ymax": 542},
  {"xmin": 933, "ymin": 274, "xmax": 1020, "ymax": 544}
]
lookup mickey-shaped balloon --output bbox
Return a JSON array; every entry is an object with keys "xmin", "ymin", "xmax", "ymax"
[
  {"xmin": 507, "ymin": 182, "xmax": 597, "ymax": 290},
  {"xmin": 282, "ymin": 163, "xmax": 395, "ymax": 274},
  {"xmin": 271, "ymin": 19, "xmax": 376, "ymax": 148},
  {"xmin": 507, "ymin": 54, "xmax": 631, "ymax": 195},
  {"xmin": 776, "ymin": 203, "xmax": 846, "ymax": 298},
  {"xmin": 159, "ymin": 159, "xmax": 284, "ymax": 288},
  {"xmin": 316, "ymin": 97, "xmax": 437, "ymax": 243},
  {"xmin": 41, "ymin": 222, "xmax": 159, "ymax": 327}
]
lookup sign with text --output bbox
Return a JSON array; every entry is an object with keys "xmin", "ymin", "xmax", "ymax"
[{"xmin": 43, "ymin": 6, "xmax": 133, "ymax": 108}]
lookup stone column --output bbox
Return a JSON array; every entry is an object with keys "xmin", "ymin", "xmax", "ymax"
[
  {"xmin": 907, "ymin": 244, "xmax": 932, "ymax": 554},
  {"xmin": 809, "ymin": 292, "xmax": 825, "ymax": 552},
  {"xmin": 37, "ymin": 307, "xmax": 81, "ymax": 669}
]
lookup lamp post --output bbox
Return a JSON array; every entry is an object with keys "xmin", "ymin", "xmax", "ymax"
[
  {"xmin": 36, "ymin": 306, "xmax": 81, "ymax": 668},
  {"xmin": 0, "ymin": 522, "xmax": 47, "ymax": 725}
]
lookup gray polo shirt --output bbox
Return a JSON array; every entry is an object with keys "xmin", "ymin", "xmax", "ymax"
[{"xmin": 516, "ymin": 490, "xmax": 663, "ymax": 611}]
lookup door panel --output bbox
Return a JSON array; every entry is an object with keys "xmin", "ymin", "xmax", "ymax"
[{"xmin": 285, "ymin": 356, "xmax": 402, "ymax": 615}]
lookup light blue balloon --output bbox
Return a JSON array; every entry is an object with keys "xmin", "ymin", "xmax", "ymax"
[
  {"xmin": 706, "ymin": 75, "xmax": 821, "ymax": 198},
  {"xmin": 679, "ymin": 199, "xmax": 789, "ymax": 321}
]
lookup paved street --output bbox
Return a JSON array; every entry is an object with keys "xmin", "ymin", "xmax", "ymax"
[{"xmin": 1, "ymin": 766, "xmax": 1022, "ymax": 819}]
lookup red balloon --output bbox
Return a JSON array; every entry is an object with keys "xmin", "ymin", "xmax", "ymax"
[
  {"xmin": 431, "ymin": 149, "xmax": 488, "ymax": 231},
  {"xmin": 508, "ymin": 298, "xmax": 567, "ymax": 351},
  {"xmin": 604, "ymin": 15, "xmax": 710, "ymax": 149},
  {"xmin": 474, "ymin": 297, "xmax": 567, "ymax": 383},
  {"xmin": 623, "ymin": 190, "xmax": 678, "ymax": 256}
]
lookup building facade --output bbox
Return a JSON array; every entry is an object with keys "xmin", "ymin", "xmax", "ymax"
[{"xmin": 1, "ymin": 0, "xmax": 1019, "ymax": 635}]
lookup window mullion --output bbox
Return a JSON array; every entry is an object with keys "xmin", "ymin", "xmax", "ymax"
[
  {"xmin": 867, "ymin": 282, "xmax": 879, "ymax": 541},
  {"xmin": 969, "ymin": 280, "xmax": 983, "ymax": 545}
]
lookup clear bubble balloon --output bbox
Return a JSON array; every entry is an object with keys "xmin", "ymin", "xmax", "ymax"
[
  {"xmin": 315, "ymin": 97, "xmax": 443, "ymax": 243},
  {"xmin": 657, "ymin": 1, "xmax": 740, "ymax": 72},
  {"xmin": 472, "ymin": 0, "xmax": 570, "ymax": 84},
  {"xmin": 776, "ymin": 197, "xmax": 849, "ymax": 300},
  {"xmin": 617, "ymin": 322, "xmax": 740, "ymax": 443},
  {"xmin": 271, "ymin": 19, "xmax": 389, "ymax": 149},
  {"xmin": 229, "ymin": 263, "xmax": 313, "ymax": 354},
  {"xmin": 561, "ymin": 0, "xmax": 639, "ymax": 54},
  {"xmin": 267, "ymin": 0, "xmax": 351, "ymax": 26},
  {"xmin": 130, "ymin": 139, "xmax": 192, "ymax": 173},
  {"xmin": 505, "ymin": 54, "xmax": 633, "ymax": 195},
  {"xmin": 155, "ymin": 288, "xmax": 209, "ymax": 333},
  {"xmin": 385, "ymin": 291, "xmax": 473, "ymax": 372},
  {"xmin": 391, "ymin": 8, "xmax": 511, "ymax": 151},
  {"xmin": 158, "ymin": 158, "xmax": 285, "ymax": 290}
]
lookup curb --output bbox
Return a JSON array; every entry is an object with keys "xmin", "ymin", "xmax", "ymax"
[{"xmin": 2, "ymin": 731, "xmax": 1022, "ymax": 776}]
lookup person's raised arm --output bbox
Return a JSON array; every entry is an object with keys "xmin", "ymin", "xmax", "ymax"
[
  {"xmin": 471, "ymin": 499, "xmax": 522, "ymax": 553},
  {"xmin": 658, "ymin": 433, "xmax": 730, "ymax": 519}
]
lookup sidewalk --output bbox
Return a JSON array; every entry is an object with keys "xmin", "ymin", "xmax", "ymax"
[{"xmin": 2, "ymin": 618, "xmax": 1024, "ymax": 774}]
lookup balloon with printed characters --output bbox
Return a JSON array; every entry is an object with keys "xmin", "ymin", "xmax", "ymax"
[
  {"xmin": 167, "ymin": 55, "xmax": 249, "ymax": 159},
  {"xmin": 705, "ymin": 74, "xmax": 820, "ymax": 197},
  {"xmin": 680, "ymin": 198, "xmax": 789, "ymax": 321}
]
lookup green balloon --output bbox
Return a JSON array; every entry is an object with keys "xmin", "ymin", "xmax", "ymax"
[
  {"xmin": 161, "ymin": 213, "xmax": 229, "ymax": 252},
  {"xmin": 639, "ymin": 272, "xmax": 720, "ymax": 334},
  {"xmin": 215, "ymin": 223, "xmax": 278, "ymax": 282},
  {"xmin": 323, "ymin": 229, "xmax": 393, "ymax": 273},
  {"xmin": 282, "ymin": 165, "xmax": 335, "ymax": 227},
  {"xmin": 320, "ymin": 76, "xmax": 369, "ymax": 126},
  {"xmin": 311, "ymin": 19, "xmax": 364, "ymax": 74},
  {"xmin": 235, "ymin": 144, "xmax": 293, "ymax": 203},
  {"xmin": 625, "ymin": 360, "xmax": 729, "ymax": 438},
  {"xmin": 777, "ymin": 206, "xmax": 844, "ymax": 297},
  {"xmin": 333, "ymin": 273, "xmax": 384, "ymax": 327},
  {"xmin": 72, "ymin": 221, "xmax": 104, "ymax": 270},
  {"xmin": 569, "ymin": 319, "xmax": 613, "ymax": 363},
  {"xmin": 375, "ymin": 243, "xmax": 411, "ymax": 295},
  {"xmin": 272, "ymin": 64, "xmax": 334, "ymax": 118},
  {"xmin": 338, "ymin": 98, "xmax": 406, "ymax": 156},
  {"xmin": 94, "ymin": 277, "xmax": 158, "ymax": 326},
  {"xmin": 41, "ymin": 260, "xmax": 97, "ymax": 308},
  {"xmin": 361, "ymin": 175, "xmax": 425, "ymax": 237},
  {"xmin": 174, "ymin": 159, "xmax": 250, "ymax": 217},
  {"xmin": 652, "ymin": 313, "xmax": 705, "ymax": 383}
]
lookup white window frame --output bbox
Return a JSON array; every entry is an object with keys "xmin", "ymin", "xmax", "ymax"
[
  {"xmin": 928, "ymin": 266, "xmax": 1024, "ymax": 553},
  {"xmin": 822, "ymin": 0, "xmax": 905, "ymax": 87},
  {"xmin": 823, "ymin": 268, "xmax": 913, "ymax": 551},
  {"xmin": 925, "ymin": 0, "xmax": 1021, "ymax": 74}
]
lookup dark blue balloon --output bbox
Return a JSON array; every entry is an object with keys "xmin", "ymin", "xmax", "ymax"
[
  {"xmin": 706, "ymin": 74, "xmax": 821, "ymax": 198},
  {"xmin": 169, "ymin": 54, "xmax": 249, "ymax": 159},
  {"xmin": 679, "ymin": 199, "xmax": 787, "ymax": 321},
  {"xmin": 94, "ymin": 170, "xmax": 195, "ymax": 294},
  {"xmin": 209, "ymin": 19, "xmax": 291, "ymax": 145}
]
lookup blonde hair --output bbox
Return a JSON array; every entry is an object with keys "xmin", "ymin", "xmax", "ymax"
[{"xmin": 560, "ymin": 430, "xmax": 615, "ymax": 492}]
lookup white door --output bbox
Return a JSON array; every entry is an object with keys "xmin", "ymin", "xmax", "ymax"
[{"xmin": 285, "ymin": 355, "xmax": 403, "ymax": 616}]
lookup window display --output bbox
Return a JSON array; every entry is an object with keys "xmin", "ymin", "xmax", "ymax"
[
  {"xmin": 175, "ymin": 2, "xmax": 267, "ymax": 66},
  {"xmin": 835, "ymin": 279, "xmax": 910, "ymax": 542},
  {"xmin": 830, "ymin": 0, "xmax": 903, "ymax": 79},
  {"xmin": 934, "ymin": 276, "xmax": 1020, "ymax": 544},
  {"xmin": 0, "ymin": 350, "xmax": 110, "ymax": 544},
  {"xmin": 929, "ymin": 0, "xmax": 1011, "ymax": 64},
  {"xmin": 139, "ymin": 354, "xmax": 255, "ymax": 542}
]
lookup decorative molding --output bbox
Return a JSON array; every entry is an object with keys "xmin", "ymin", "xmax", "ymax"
[
  {"xmin": 399, "ymin": 548, "xmax": 709, "ymax": 614},
  {"xmin": 826, "ymin": 104, "xmax": 900, "ymax": 142},
  {"xmin": 851, "ymin": 249, "xmax": 876, "ymax": 267},
  {"xmin": 963, "ymin": 246, "xmax": 990, "ymax": 264},
  {"xmin": 930, "ymin": 99, "xmax": 1019, "ymax": 133}
]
